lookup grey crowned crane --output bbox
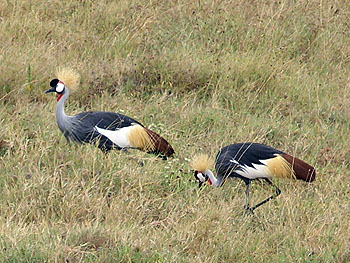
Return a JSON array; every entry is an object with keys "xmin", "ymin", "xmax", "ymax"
[
  {"xmin": 191, "ymin": 142, "xmax": 316, "ymax": 211},
  {"xmin": 45, "ymin": 68, "xmax": 174, "ymax": 158}
]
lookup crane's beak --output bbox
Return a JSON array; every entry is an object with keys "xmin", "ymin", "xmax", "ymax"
[
  {"xmin": 198, "ymin": 181, "xmax": 203, "ymax": 189},
  {"xmin": 45, "ymin": 87, "xmax": 56, "ymax": 93}
]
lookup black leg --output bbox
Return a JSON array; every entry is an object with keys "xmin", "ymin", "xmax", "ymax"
[
  {"xmin": 64, "ymin": 134, "xmax": 71, "ymax": 144},
  {"xmin": 264, "ymin": 178, "xmax": 281, "ymax": 196},
  {"xmin": 250, "ymin": 178, "xmax": 281, "ymax": 211},
  {"xmin": 244, "ymin": 181, "xmax": 256, "ymax": 214},
  {"xmin": 245, "ymin": 181, "xmax": 251, "ymax": 210},
  {"xmin": 121, "ymin": 148, "xmax": 130, "ymax": 154}
]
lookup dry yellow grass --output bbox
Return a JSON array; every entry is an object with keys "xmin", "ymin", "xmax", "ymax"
[{"xmin": 1, "ymin": 0, "xmax": 350, "ymax": 262}]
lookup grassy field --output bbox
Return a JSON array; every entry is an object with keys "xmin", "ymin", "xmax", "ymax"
[{"xmin": 1, "ymin": 0, "xmax": 350, "ymax": 262}]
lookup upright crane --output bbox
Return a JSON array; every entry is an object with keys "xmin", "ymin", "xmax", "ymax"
[{"xmin": 45, "ymin": 68, "xmax": 174, "ymax": 158}]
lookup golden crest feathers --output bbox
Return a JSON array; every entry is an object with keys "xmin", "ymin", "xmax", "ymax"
[
  {"xmin": 190, "ymin": 154, "xmax": 214, "ymax": 172},
  {"xmin": 56, "ymin": 67, "xmax": 80, "ymax": 91}
]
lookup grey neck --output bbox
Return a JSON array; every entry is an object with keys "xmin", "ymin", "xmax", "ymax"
[
  {"xmin": 205, "ymin": 169, "xmax": 224, "ymax": 187},
  {"xmin": 56, "ymin": 88, "xmax": 71, "ymax": 132}
]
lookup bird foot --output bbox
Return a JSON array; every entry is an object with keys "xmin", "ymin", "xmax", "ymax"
[
  {"xmin": 137, "ymin": 160, "xmax": 145, "ymax": 167},
  {"xmin": 244, "ymin": 207, "xmax": 255, "ymax": 215}
]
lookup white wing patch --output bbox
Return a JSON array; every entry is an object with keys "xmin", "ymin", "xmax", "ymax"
[
  {"xmin": 230, "ymin": 158, "xmax": 273, "ymax": 180},
  {"xmin": 230, "ymin": 159, "xmax": 240, "ymax": 165},
  {"xmin": 95, "ymin": 125, "xmax": 135, "ymax": 148}
]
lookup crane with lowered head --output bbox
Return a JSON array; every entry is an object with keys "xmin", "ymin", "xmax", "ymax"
[
  {"xmin": 191, "ymin": 142, "xmax": 316, "ymax": 211},
  {"xmin": 45, "ymin": 68, "xmax": 174, "ymax": 158}
]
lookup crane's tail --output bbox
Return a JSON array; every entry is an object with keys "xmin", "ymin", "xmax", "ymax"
[
  {"xmin": 143, "ymin": 127, "xmax": 175, "ymax": 158},
  {"xmin": 281, "ymin": 153, "xmax": 316, "ymax": 182}
]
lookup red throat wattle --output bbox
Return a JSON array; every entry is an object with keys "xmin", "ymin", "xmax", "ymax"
[
  {"xmin": 57, "ymin": 93, "xmax": 63, "ymax": 102},
  {"xmin": 208, "ymin": 178, "xmax": 212, "ymax": 185}
]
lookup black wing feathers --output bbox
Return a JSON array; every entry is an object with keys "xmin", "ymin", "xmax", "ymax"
[
  {"xmin": 68, "ymin": 111, "xmax": 140, "ymax": 151},
  {"xmin": 216, "ymin": 143, "xmax": 283, "ymax": 168},
  {"xmin": 215, "ymin": 143, "xmax": 316, "ymax": 182},
  {"xmin": 215, "ymin": 143, "xmax": 284, "ymax": 179},
  {"xmin": 67, "ymin": 111, "xmax": 175, "ymax": 156},
  {"xmin": 75, "ymin": 111, "xmax": 142, "ymax": 130}
]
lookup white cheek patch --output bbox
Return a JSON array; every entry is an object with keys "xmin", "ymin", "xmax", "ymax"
[
  {"xmin": 56, "ymin": 82, "xmax": 65, "ymax": 93},
  {"xmin": 197, "ymin": 172, "xmax": 206, "ymax": 182}
]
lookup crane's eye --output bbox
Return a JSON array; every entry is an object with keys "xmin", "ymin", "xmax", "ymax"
[{"xmin": 56, "ymin": 82, "xmax": 65, "ymax": 93}]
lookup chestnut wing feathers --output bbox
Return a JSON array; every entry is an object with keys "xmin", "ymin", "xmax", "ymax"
[
  {"xmin": 143, "ymin": 127, "xmax": 175, "ymax": 157},
  {"xmin": 281, "ymin": 153, "xmax": 316, "ymax": 182}
]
